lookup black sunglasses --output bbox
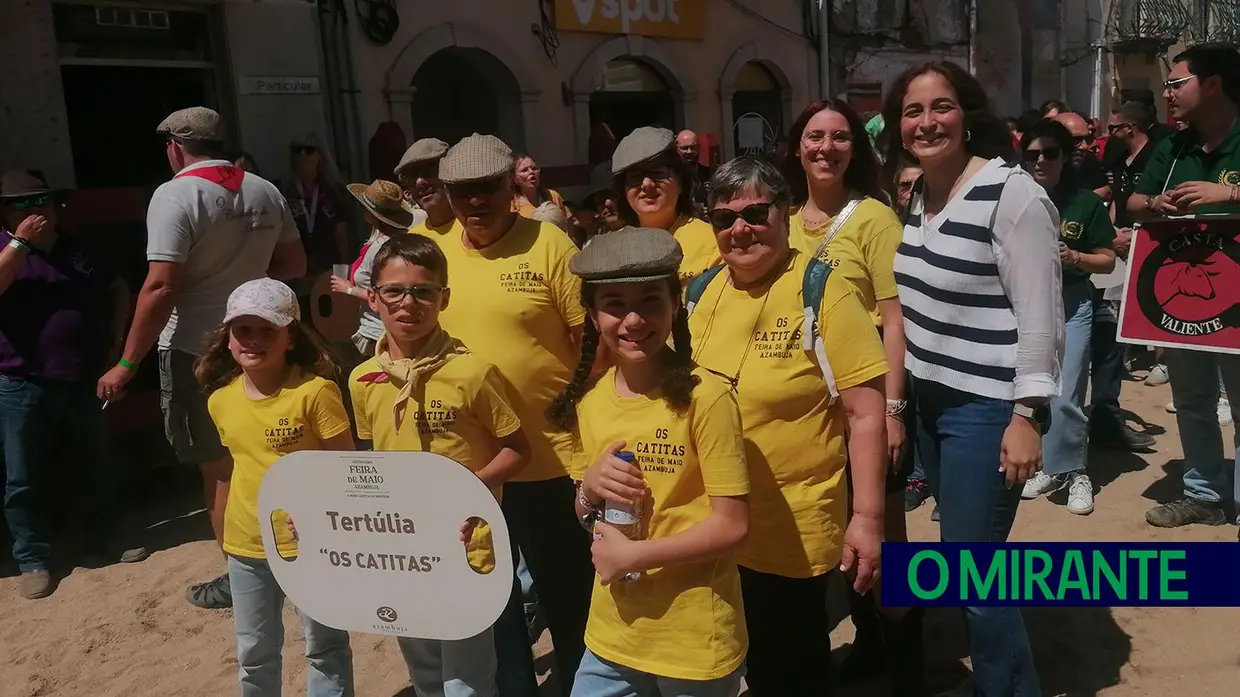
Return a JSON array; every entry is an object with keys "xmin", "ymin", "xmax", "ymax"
[
  {"xmin": 8, "ymin": 193, "xmax": 53, "ymax": 211},
  {"xmin": 707, "ymin": 202, "xmax": 774, "ymax": 229},
  {"xmin": 1107, "ymin": 122, "xmax": 1132, "ymax": 133},
  {"xmin": 1023, "ymin": 146, "xmax": 1062, "ymax": 162},
  {"xmin": 445, "ymin": 178, "xmax": 505, "ymax": 198},
  {"xmin": 293, "ymin": 146, "xmax": 318, "ymax": 156}
]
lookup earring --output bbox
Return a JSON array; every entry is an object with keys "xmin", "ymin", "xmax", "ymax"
[{"xmin": 965, "ymin": 129, "xmax": 972, "ymax": 142}]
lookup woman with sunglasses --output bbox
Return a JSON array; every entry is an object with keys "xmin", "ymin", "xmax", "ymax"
[
  {"xmin": 285, "ymin": 134, "xmax": 352, "ymax": 318},
  {"xmin": 780, "ymin": 99, "xmax": 923, "ymax": 693},
  {"xmin": 610, "ymin": 127, "xmax": 720, "ymax": 284},
  {"xmin": 882, "ymin": 61, "xmax": 1063, "ymax": 697},
  {"xmin": 689, "ymin": 156, "xmax": 888, "ymax": 695},
  {"xmin": 1019, "ymin": 120, "xmax": 1116, "ymax": 515}
]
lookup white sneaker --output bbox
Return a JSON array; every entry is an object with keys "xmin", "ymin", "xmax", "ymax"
[
  {"xmin": 1021, "ymin": 471, "xmax": 1065, "ymax": 499},
  {"xmin": 1166, "ymin": 401, "xmax": 1177, "ymax": 414},
  {"xmin": 1145, "ymin": 364, "xmax": 1170, "ymax": 386},
  {"xmin": 1067, "ymin": 473, "xmax": 1095, "ymax": 515},
  {"xmin": 1219, "ymin": 398, "xmax": 1233, "ymax": 426}
]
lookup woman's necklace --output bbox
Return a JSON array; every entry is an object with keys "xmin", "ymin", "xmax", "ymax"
[
  {"xmin": 800, "ymin": 189, "xmax": 855, "ymax": 230},
  {"xmin": 694, "ymin": 258, "xmax": 784, "ymax": 392}
]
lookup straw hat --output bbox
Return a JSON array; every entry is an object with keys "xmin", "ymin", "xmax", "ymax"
[{"xmin": 347, "ymin": 179, "xmax": 416, "ymax": 229}]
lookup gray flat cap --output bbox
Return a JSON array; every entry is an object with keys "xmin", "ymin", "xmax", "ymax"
[
  {"xmin": 611, "ymin": 127, "xmax": 675, "ymax": 175},
  {"xmin": 394, "ymin": 138, "xmax": 449, "ymax": 175},
  {"xmin": 156, "ymin": 107, "xmax": 224, "ymax": 141},
  {"xmin": 569, "ymin": 226, "xmax": 683, "ymax": 283},
  {"xmin": 438, "ymin": 133, "xmax": 514, "ymax": 184}
]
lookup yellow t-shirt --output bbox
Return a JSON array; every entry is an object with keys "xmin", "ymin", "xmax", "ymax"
[
  {"xmin": 688, "ymin": 250, "xmax": 888, "ymax": 578},
  {"xmin": 409, "ymin": 217, "xmax": 458, "ymax": 237},
  {"xmin": 575, "ymin": 367, "xmax": 750, "ymax": 681},
  {"xmin": 514, "ymin": 189, "xmax": 567, "ymax": 219},
  {"xmin": 349, "ymin": 352, "xmax": 521, "ymax": 573},
  {"xmin": 788, "ymin": 198, "xmax": 903, "ymax": 325},
  {"xmin": 669, "ymin": 216, "xmax": 722, "ymax": 286},
  {"xmin": 210, "ymin": 369, "xmax": 353, "ymax": 560},
  {"xmin": 434, "ymin": 217, "xmax": 585, "ymax": 481}
]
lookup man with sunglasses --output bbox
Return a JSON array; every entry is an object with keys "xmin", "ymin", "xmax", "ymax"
[
  {"xmin": 0, "ymin": 170, "xmax": 149, "ymax": 599},
  {"xmin": 397, "ymin": 138, "xmax": 452, "ymax": 236},
  {"xmin": 1128, "ymin": 43, "xmax": 1240, "ymax": 530},
  {"xmin": 1053, "ymin": 111, "xmax": 1109, "ymax": 196},
  {"xmin": 96, "ymin": 107, "xmax": 307, "ymax": 609}
]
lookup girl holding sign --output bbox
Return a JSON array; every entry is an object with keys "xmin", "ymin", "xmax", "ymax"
[
  {"xmin": 546, "ymin": 226, "xmax": 751, "ymax": 696},
  {"xmin": 348, "ymin": 234, "xmax": 530, "ymax": 697},
  {"xmin": 194, "ymin": 278, "xmax": 356, "ymax": 697}
]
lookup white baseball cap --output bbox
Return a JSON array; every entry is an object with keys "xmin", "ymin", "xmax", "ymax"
[{"xmin": 224, "ymin": 278, "xmax": 301, "ymax": 327}]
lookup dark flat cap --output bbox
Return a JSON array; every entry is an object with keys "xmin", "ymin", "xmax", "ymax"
[
  {"xmin": 611, "ymin": 127, "xmax": 675, "ymax": 175},
  {"xmin": 569, "ymin": 226, "xmax": 683, "ymax": 283},
  {"xmin": 439, "ymin": 133, "xmax": 514, "ymax": 184},
  {"xmin": 156, "ymin": 107, "xmax": 224, "ymax": 141},
  {"xmin": 395, "ymin": 138, "xmax": 449, "ymax": 175}
]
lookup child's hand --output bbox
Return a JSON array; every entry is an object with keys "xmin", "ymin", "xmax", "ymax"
[
  {"xmin": 459, "ymin": 518, "xmax": 479, "ymax": 545},
  {"xmin": 287, "ymin": 516, "xmax": 298, "ymax": 541},
  {"xmin": 591, "ymin": 522, "xmax": 640, "ymax": 585},
  {"xmin": 583, "ymin": 441, "xmax": 644, "ymax": 507}
]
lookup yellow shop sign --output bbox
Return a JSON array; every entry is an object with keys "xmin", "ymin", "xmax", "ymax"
[{"xmin": 557, "ymin": 0, "xmax": 705, "ymax": 40}]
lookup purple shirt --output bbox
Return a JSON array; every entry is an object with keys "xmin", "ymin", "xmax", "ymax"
[{"xmin": 0, "ymin": 228, "xmax": 114, "ymax": 382}]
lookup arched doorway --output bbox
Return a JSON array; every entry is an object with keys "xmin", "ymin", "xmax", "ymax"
[
  {"xmin": 589, "ymin": 58, "xmax": 676, "ymax": 149},
  {"xmin": 730, "ymin": 62, "xmax": 783, "ymax": 159},
  {"xmin": 410, "ymin": 47, "xmax": 525, "ymax": 148}
]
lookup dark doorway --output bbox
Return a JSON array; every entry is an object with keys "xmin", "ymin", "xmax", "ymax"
[
  {"xmin": 411, "ymin": 47, "xmax": 525, "ymax": 148},
  {"xmin": 61, "ymin": 65, "xmax": 212, "ymax": 189},
  {"xmin": 589, "ymin": 58, "xmax": 676, "ymax": 152}
]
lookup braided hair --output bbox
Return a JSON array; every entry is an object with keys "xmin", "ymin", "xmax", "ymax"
[{"xmin": 546, "ymin": 276, "xmax": 699, "ymax": 431}]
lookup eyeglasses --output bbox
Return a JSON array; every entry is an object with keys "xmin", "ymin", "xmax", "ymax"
[
  {"xmin": 373, "ymin": 284, "xmax": 445, "ymax": 305},
  {"xmin": 8, "ymin": 194, "xmax": 52, "ymax": 211},
  {"xmin": 623, "ymin": 165, "xmax": 673, "ymax": 187},
  {"xmin": 293, "ymin": 146, "xmax": 319, "ymax": 156},
  {"xmin": 1106, "ymin": 122, "xmax": 1133, "ymax": 133},
  {"xmin": 1071, "ymin": 135, "xmax": 1096, "ymax": 148},
  {"xmin": 1023, "ymin": 146, "xmax": 1062, "ymax": 162},
  {"xmin": 898, "ymin": 179, "xmax": 919, "ymax": 191},
  {"xmin": 445, "ymin": 178, "xmax": 504, "ymax": 198},
  {"xmin": 1163, "ymin": 75, "xmax": 1197, "ymax": 91},
  {"xmin": 707, "ymin": 202, "xmax": 775, "ymax": 229},
  {"xmin": 801, "ymin": 130, "xmax": 854, "ymax": 149}
]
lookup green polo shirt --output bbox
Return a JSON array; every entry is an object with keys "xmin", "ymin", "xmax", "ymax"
[
  {"xmin": 1135, "ymin": 119, "xmax": 1240, "ymax": 214},
  {"xmin": 1055, "ymin": 188, "xmax": 1116, "ymax": 282}
]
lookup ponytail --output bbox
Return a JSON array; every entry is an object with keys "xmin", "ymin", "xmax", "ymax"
[
  {"xmin": 661, "ymin": 284, "xmax": 699, "ymax": 410},
  {"xmin": 547, "ymin": 320, "xmax": 599, "ymax": 430}
]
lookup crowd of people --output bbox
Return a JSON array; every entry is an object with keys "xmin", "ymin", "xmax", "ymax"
[{"xmin": 2, "ymin": 39, "xmax": 1240, "ymax": 697}]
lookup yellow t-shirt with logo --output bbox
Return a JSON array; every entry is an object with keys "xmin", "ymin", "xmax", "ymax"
[
  {"xmin": 349, "ymin": 352, "xmax": 521, "ymax": 573},
  {"xmin": 514, "ymin": 189, "xmax": 567, "ymax": 219},
  {"xmin": 434, "ymin": 217, "xmax": 585, "ymax": 481},
  {"xmin": 210, "ymin": 368, "xmax": 353, "ymax": 560},
  {"xmin": 788, "ymin": 198, "xmax": 903, "ymax": 325},
  {"xmin": 670, "ymin": 217, "xmax": 722, "ymax": 286},
  {"xmin": 409, "ymin": 217, "xmax": 457, "ymax": 238},
  {"xmin": 574, "ymin": 367, "xmax": 750, "ymax": 681},
  {"xmin": 688, "ymin": 250, "xmax": 888, "ymax": 578}
]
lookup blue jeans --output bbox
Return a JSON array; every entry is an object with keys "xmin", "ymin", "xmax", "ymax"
[
  {"xmin": 399, "ymin": 629, "xmax": 497, "ymax": 697},
  {"xmin": 913, "ymin": 379, "xmax": 1041, "ymax": 697},
  {"xmin": 229, "ymin": 555, "xmax": 354, "ymax": 697},
  {"xmin": 0, "ymin": 375, "xmax": 117, "ymax": 572},
  {"xmin": 569, "ymin": 649, "xmax": 744, "ymax": 697},
  {"xmin": 1088, "ymin": 290, "xmax": 1125, "ymax": 426},
  {"xmin": 1043, "ymin": 281, "xmax": 1093, "ymax": 476},
  {"xmin": 517, "ymin": 549, "xmax": 537, "ymax": 610},
  {"xmin": 1166, "ymin": 350, "xmax": 1240, "ymax": 514}
]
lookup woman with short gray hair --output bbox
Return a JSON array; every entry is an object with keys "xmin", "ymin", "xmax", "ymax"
[{"xmin": 686, "ymin": 156, "xmax": 889, "ymax": 695}]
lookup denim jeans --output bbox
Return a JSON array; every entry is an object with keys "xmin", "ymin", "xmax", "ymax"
[
  {"xmin": 913, "ymin": 379, "xmax": 1041, "ymax": 697},
  {"xmin": 1044, "ymin": 280, "xmax": 1093, "ymax": 476},
  {"xmin": 569, "ymin": 649, "xmax": 744, "ymax": 697},
  {"xmin": 228, "ymin": 555, "xmax": 354, "ymax": 697},
  {"xmin": 0, "ymin": 375, "xmax": 118, "ymax": 572},
  {"xmin": 398, "ymin": 628, "xmax": 497, "ymax": 697},
  {"xmin": 1088, "ymin": 289, "xmax": 1126, "ymax": 429},
  {"xmin": 1165, "ymin": 350, "xmax": 1240, "ymax": 515},
  {"xmin": 517, "ymin": 549, "xmax": 538, "ymax": 610}
]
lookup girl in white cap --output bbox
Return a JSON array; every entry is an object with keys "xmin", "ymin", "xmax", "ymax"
[{"xmin": 194, "ymin": 277, "xmax": 356, "ymax": 697}]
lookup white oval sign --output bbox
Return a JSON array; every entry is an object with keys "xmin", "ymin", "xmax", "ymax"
[{"xmin": 257, "ymin": 450, "xmax": 512, "ymax": 640}]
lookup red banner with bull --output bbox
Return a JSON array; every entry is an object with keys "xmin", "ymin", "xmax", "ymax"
[{"xmin": 1117, "ymin": 215, "xmax": 1240, "ymax": 354}]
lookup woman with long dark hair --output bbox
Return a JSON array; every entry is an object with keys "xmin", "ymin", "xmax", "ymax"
[
  {"xmin": 1018, "ymin": 119, "xmax": 1115, "ymax": 515},
  {"xmin": 882, "ymin": 61, "xmax": 1063, "ymax": 696}
]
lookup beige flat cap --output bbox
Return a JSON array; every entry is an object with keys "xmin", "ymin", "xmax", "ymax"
[
  {"xmin": 438, "ymin": 133, "xmax": 515, "ymax": 184},
  {"xmin": 394, "ymin": 138, "xmax": 450, "ymax": 175},
  {"xmin": 156, "ymin": 106, "xmax": 224, "ymax": 141},
  {"xmin": 611, "ymin": 127, "xmax": 675, "ymax": 175},
  {"xmin": 569, "ymin": 226, "xmax": 683, "ymax": 283}
]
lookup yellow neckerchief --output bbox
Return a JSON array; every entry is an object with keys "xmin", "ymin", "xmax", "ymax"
[{"xmin": 373, "ymin": 328, "xmax": 467, "ymax": 433}]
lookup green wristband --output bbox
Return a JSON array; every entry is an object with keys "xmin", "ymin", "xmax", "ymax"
[{"xmin": 118, "ymin": 358, "xmax": 137, "ymax": 370}]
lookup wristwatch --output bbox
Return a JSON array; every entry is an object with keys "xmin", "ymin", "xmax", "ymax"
[{"xmin": 1013, "ymin": 403, "xmax": 1051, "ymax": 433}]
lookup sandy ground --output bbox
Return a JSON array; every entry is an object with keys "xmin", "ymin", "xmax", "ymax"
[{"xmin": 3, "ymin": 373, "xmax": 1240, "ymax": 697}]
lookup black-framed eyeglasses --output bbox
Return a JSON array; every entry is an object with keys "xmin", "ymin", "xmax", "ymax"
[
  {"xmin": 622, "ymin": 165, "xmax": 674, "ymax": 188},
  {"xmin": 1107, "ymin": 122, "xmax": 1133, "ymax": 133},
  {"xmin": 707, "ymin": 202, "xmax": 775, "ymax": 229},
  {"xmin": 1023, "ymin": 146, "xmax": 1062, "ymax": 163},
  {"xmin": 373, "ymin": 284, "xmax": 445, "ymax": 305},
  {"xmin": 8, "ymin": 193, "xmax": 53, "ymax": 211}
]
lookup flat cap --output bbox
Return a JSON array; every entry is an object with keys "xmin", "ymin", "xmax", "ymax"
[
  {"xmin": 569, "ymin": 226, "xmax": 683, "ymax": 283},
  {"xmin": 394, "ymin": 138, "xmax": 449, "ymax": 175},
  {"xmin": 156, "ymin": 107, "xmax": 224, "ymax": 141},
  {"xmin": 611, "ymin": 126, "xmax": 675, "ymax": 175},
  {"xmin": 438, "ymin": 133, "xmax": 515, "ymax": 184}
]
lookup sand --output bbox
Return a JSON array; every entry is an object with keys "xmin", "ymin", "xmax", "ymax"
[{"xmin": 2, "ymin": 375, "xmax": 1239, "ymax": 696}]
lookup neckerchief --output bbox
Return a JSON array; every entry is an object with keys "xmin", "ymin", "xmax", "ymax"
[{"xmin": 371, "ymin": 329, "xmax": 467, "ymax": 433}]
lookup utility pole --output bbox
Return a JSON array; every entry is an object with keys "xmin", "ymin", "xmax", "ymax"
[{"xmin": 820, "ymin": 0, "xmax": 832, "ymax": 99}]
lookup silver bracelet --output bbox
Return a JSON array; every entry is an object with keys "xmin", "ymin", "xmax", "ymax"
[
  {"xmin": 7, "ymin": 237, "xmax": 32, "ymax": 254},
  {"xmin": 886, "ymin": 398, "xmax": 908, "ymax": 417}
]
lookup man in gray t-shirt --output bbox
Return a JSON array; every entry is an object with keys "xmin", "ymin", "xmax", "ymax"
[{"xmin": 96, "ymin": 107, "xmax": 306, "ymax": 609}]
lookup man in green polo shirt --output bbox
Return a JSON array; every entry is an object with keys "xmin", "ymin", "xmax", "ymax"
[{"xmin": 1129, "ymin": 42, "xmax": 1240, "ymax": 530}]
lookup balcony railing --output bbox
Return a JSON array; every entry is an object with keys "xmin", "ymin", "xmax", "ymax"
[{"xmin": 1105, "ymin": 0, "xmax": 1194, "ymax": 52}]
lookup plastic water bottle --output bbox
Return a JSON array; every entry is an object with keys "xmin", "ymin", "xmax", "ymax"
[{"xmin": 602, "ymin": 451, "xmax": 644, "ymax": 582}]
